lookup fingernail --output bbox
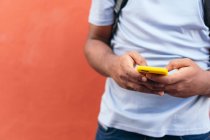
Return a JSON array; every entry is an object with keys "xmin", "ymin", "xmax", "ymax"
[
  {"xmin": 142, "ymin": 77, "xmax": 147, "ymax": 82},
  {"xmin": 158, "ymin": 91, "xmax": 164, "ymax": 96}
]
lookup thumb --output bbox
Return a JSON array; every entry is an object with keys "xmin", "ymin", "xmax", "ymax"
[
  {"xmin": 128, "ymin": 51, "xmax": 147, "ymax": 66},
  {"xmin": 166, "ymin": 58, "xmax": 192, "ymax": 71}
]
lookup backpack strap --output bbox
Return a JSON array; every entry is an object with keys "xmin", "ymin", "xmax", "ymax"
[
  {"xmin": 203, "ymin": 0, "xmax": 210, "ymax": 68},
  {"xmin": 112, "ymin": 0, "xmax": 128, "ymax": 36},
  {"xmin": 203, "ymin": 0, "xmax": 210, "ymax": 32},
  {"xmin": 112, "ymin": 0, "xmax": 210, "ymax": 67}
]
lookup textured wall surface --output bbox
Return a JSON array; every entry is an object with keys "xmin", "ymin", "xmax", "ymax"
[{"xmin": 0, "ymin": 0, "xmax": 104, "ymax": 139}]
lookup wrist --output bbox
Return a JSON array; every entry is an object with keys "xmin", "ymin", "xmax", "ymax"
[{"xmin": 104, "ymin": 53, "xmax": 119, "ymax": 78}]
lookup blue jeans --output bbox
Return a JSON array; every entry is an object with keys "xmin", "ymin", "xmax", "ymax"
[{"xmin": 96, "ymin": 123, "xmax": 210, "ymax": 140}]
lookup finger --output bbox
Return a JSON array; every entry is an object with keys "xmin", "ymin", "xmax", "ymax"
[
  {"xmin": 128, "ymin": 51, "xmax": 147, "ymax": 66},
  {"xmin": 123, "ymin": 74, "xmax": 164, "ymax": 91},
  {"xmin": 136, "ymin": 85, "xmax": 165, "ymax": 96},
  {"xmin": 164, "ymin": 84, "xmax": 177, "ymax": 94},
  {"xmin": 161, "ymin": 83, "xmax": 192, "ymax": 98},
  {"xmin": 146, "ymin": 73, "xmax": 182, "ymax": 84},
  {"xmin": 166, "ymin": 58, "xmax": 193, "ymax": 71},
  {"xmin": 126, "ymin": 82, "xmax": 164, "ymax": 96},
  {"xmin": 121, "ymin": 51, "xmax": 149, "ymax": 82},
  {"xmin": 122, "ymin": 63, "xmax": 148, "ymax": 83},
  {"xmin": 121, "ymin": 66, "xmax": 166, "ymax": 90},
  {"xmin": 142, "ymin": 81, "xmax": 165, "ymax": 91},
  {"xmin": 164, "ymin": 83, "xmax": 182, "ymax": 96},
  {"xmin": 121, "ymin": 72, "xmax": 148, "ymax": 87}
]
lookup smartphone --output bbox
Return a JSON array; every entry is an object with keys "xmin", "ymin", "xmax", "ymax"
[{"xmin": 136, "ymin": 66, "xmax": 168, "ymax": 75}]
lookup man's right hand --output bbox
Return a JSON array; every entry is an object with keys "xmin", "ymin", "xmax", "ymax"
[
  {"xmin": 108, "ymin": 51, "xmax": 165, "ymax": 95},
  {"xmin": 84, "ymin": 24, "xmax": 164, "ymax": 96}
]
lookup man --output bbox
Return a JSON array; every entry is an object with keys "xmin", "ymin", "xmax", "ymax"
[{"xmin": 84, "ymin": 0, "xmax": 210, "ymax": 139}]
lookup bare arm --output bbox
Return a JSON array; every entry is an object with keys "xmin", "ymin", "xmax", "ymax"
[
  {"xmin": 84, "ymin": 24, "xmax": 165, "ymax": 95},
  {"xmin": 84, "ymin": 24, "xmax": 116, "ymax": 77}
]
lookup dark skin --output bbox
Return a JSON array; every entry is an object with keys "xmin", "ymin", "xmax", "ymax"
[
  {"xmin": 146, "ymin": 58, "xmax": 210, "ymax": 98},
  {"xmin": 84, "ymin": 24, "xmax": 210, "ymax": 97}
]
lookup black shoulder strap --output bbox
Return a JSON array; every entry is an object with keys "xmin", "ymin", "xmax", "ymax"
[
  {"xmin": 113, "ymin": 0, "xmax": 210, "ymax": 35},
  {"xmin": 112, "ymin": 0, "xmax": 128, "ymax": 35},
  {"xmin": 203, "ymin": 0, "xmax": 210, "ymax": 68},
  {"xmin": 204, "ymin": 0, "xmax": 210, "ymax": 32},
  {"xmin": 112, "ymin": 0, "xmax": 210, "ymax": 66}
]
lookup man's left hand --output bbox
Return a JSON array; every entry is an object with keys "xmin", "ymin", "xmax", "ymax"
[{"xmin": 146, "ymin": 58, "xmax": 210, "ymax": 98}]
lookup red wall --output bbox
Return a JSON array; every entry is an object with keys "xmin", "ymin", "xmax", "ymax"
[{"xmin": 0, "ymin": 0, "xmax": 105, "ymax": 139}]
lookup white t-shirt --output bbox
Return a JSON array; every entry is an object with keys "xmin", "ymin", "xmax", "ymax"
[{"xmin": 89, "ymin": 0, "xmax": 210, "ymax": 137}]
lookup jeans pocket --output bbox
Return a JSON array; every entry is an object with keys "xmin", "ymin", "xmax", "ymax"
[{"xmin": 97, "ymin": 123, "xmax": 118, "ymax": 136}]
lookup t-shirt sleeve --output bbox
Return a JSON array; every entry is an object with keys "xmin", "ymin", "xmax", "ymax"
[{"xmin": 88, "ymin": 0, "xmax": 115, "ymax": 26}]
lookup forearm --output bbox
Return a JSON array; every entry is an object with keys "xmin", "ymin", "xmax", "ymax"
[
  {"xmin": 204, "ymin": 70, "xmax": 210, "ymax": 97},
  {"xmin": 84, "ymin": 39, "xmax": 118, "ymax": 77}
]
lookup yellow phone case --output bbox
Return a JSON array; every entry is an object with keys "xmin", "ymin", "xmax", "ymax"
[{"xmin": 136, "ymin": 66, "xmax": 168, "ymax": 75}]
